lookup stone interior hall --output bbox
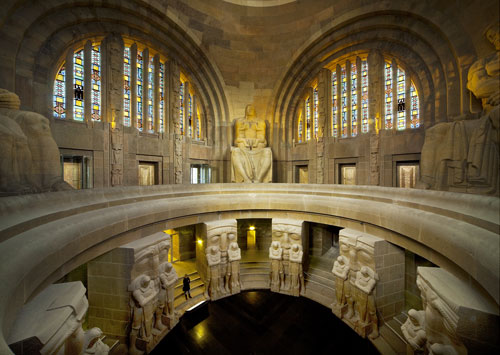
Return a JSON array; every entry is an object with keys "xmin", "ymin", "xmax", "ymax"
[{"xmin": 0, "ymin": 0, "xmax": 498, "ymax": 354}]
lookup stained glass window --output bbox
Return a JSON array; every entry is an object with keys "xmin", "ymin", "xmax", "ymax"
[
  {"xmin": 313, "ymin": 87, "xmax": 319, "ymax": 139},
  {"xmin": 180, "ymin": 81, "xmax": 185, "ymax": 135},
  {"xmin": 361, "ymin": 60, "xmax": 369, "ymax": 133},
  {"xmin": 341, "ymin": 66, "xmax": 348, "ymax": 138},
  {"xmin": 148, "ymin": 56, "xmax": 154, "ymax": 132},
  {"xmin": 137, "ymin": 51, "xmax": 143, "ymax": 130},
  {"xmin": 331, "ymin": 71, "xmax": 338, "ymax": 137},
  {"xmin": 159, "ymin": 61, "xmax": 165, "ymax": 132},
  {"xmin": 73, "ymin": 49, "xmax": 84, "ymax": 121},
  {"xmin": 91, "ymin": 45, "xmax": 101, "ymax": 121},
  {"xmin": 196, "ymin": 107, "xmax": 201, "ymax": 139},
  {"xmin": 305, "ymin": 97, "xmax": 311, "ymax": 141},
  {"xmin": 188, "ymin": 93, "xmax": 193, "ymax": 137},
  {"xmin": 410, "ymin": 83, "xmax": 419, "ymax": 128},
  {"xmin": 384, "ymin": 61, "xmax": 393, "ymax": 129},
  {"xmin": 397, "ymin": 67, "xmax": 406, "ymax": 130},
  {"xmin": 351, "ymin": 62, "xmax": 358, "ymax": 137},
  {"xmin": 53, "ymin": 65, "xmax": 66, "ymax": 119},
  {"xmin": 123, "ymin": 46, "xmax": 131, "ymax": 126},
  {"xmin": 298, "ymin": 111, "xmax": 303, "ymax": 143}
]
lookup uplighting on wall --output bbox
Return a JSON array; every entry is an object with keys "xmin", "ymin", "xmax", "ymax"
[
  {"xmin": 249, "ymin": 226, "xmax": 255, "ymax": 231},
  {"xmin": 197, "ymin": 239, "xmax": 203, "ymax": 246}
]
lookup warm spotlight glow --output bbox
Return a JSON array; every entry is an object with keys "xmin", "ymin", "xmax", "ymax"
[
  {"xmin": 197, "ymin": 239, "xmax": 203, "ymax": 246},
  {"xmin": 164, "ymin": 229, "xmax": 175, "ymax": 235},
  {"xmin": 249, "ymin": 226, "xmax": 255, "ymax": 231}
]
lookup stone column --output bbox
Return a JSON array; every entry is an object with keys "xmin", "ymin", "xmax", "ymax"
[
  {"xmin": 100, "ymin": 37, "xmax": 108, "ymax": 123},
  {"xmin": 335, "ymin": 64, "xmax": 342, "ymax": 137},
  {"xmin": 83, "ymin": 41, "xmax": 92, "ymax": 123},
  {"xmin": 316, "ymin": 68, "xmax": 330, "ymax": 183},
  {"xmin": 154, "ymin": 54, "xmax": 161, "ymax": 133},
  {"xmin": 367, "ymin": 50, "xmax": 383, "ymax": 133},
  {"xmin": 142, "ymin": 48, "xmax": 150, "ymax": 132},
  {"xmin": 65, "ymin": 47, "xmax": 74, "ymax": 121},
  {"xmin": 104, "ymin": 33, "xmax": 124, "ymax": 124},
  {"xmin": 130, "ymin": 44, "xmax": 138, "ymax": 129},
  {"xmin": 169, "ymin": 60, "xmax": 182, "ymax": 184}
]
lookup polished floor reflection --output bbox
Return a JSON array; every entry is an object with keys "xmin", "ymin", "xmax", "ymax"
[{"xmin": 152, "ymin": 290, "xmax": 378, "ymax": 354}]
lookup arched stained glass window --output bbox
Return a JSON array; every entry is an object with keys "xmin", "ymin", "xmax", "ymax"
[
  {"xmin": 397, "ymin": 67, "xmax": 406, "ymax": 130},
  {"xmin": 179, "ymin": 81, "xmax": 185, "ymax": 135},
  {"xmin": 297, "ymin": 110, "xmax": 304, "ymax": 143},
  {"xmin": 91, "ymin": 46, "xmax": 101, "ymax": 121},
  {"xmin": 384, "ymin": 62, "xmax": 393, "ymax": 130},
  {"xmin": 341, "ymin": 66, "xmax": 348, "ymax": 138},
  {"xmin": 331, "ymin": 71, "xmax": 338, "ymax": 137},
  {"xmin": 137, "ymin": 51, "xmax": 143, "ymax": 130},
  {"xmin": 361, "ymin": 60, "xmax": 369, "ymax": 133},
  {"xmin": 410, "ymin": 83, "xmax": 419, "ymax": 128},
  {"xmin": 123, "ymin": 46, "xmax": 131, "ymax": 126},
  {"xmin": 351, "ymin": 62, "xmax": 358, "ymax": 137},
  {"xmin": 196, "ymin": 106, "xmax": 201, "ymax": 139},
  {"xmin": 159, "ymin": 61, "xmax": 165, "ymax": 133},
  {"xmin": 53, "ymin": 66, "xmax": 66, "ymax": 118},
  {"xmin": 148, "ymin": 56, "xmax": 154, "ymax": 132},
  {"xmin": 74, "ymin": 49, "xmax": 84, "ymax": 121},
  {"xmin": 305, "ymin": 97, "xmax": 311, "ymax": 141},
  {"xmin": 188, "ymin": 93, "xmax": 193, "ymax": 137},
  {"xmin": 313, "ymin": 87, "xmax": 319, "ymax": 139}
]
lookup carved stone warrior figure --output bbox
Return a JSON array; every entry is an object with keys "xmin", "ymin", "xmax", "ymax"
[
  {"xmin": 289, "ymin": 243, "xmax": 305, "ymax": 297},
  {"xmin": 159, "ymin": 262, "xmax": 178, "ymax": 325},
  {"xmin": 129, "ymin": 275, "xmax": 157, "ymax": 355},
  {"xmin": 269, "ymin": 241, "xmax": 283, "ymax": 292},
  {"xmin": 227, "ymin": 241, "xmax": 242, "ymax": 294},
  {"xmin": 419, "ymin": 23, "xmax": 499, "ymax": 195},
  {"xmin": 272, "ymin": 219, "xmax": 302, "ymax": 291},
  {"xmin": 83, "ymin": 327, "xmax": 110, "ymax": 355},
  {"xmin": 401, "ymin": 309, "xmax": 427, "ymax": 353},
  {"xmin": 231, "ymin": 104, "xmax": 272, "ymax": 182},
  {"xmin": 354, "ymin": 266, "xmax": 379, "ymax": 339},
  {"xmin": 331, "ymin": 255, "xmax": 350, "ymax": 317},
  {"xmin": 205, "ymin": 246, "xmax": 222, "ymax": 299}
]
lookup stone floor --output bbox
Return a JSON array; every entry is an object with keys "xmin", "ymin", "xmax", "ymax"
[{"xmin": 151, "ymin": 290, "xmax": 378, "ymax": 354}]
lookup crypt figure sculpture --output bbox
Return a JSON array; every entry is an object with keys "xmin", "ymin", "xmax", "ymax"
[
  {"xmin": 227, "ymin": 241, "xmax": 242, "ymax": 294},
  {"xmin": 231, "ymin": 105, "xmax": 272, "ymax": 183},
  {"xmin": 205, "ymin": 246, "xmax": 222, "ymax": 300},
  {"xmin": 269, "ymin": 241, "xmax": 283, "ymax": 292}
]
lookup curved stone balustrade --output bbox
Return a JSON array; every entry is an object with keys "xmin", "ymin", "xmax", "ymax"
[{"xmin": 0, "ymin": 184, "xmax": 498, "ymax": 354}]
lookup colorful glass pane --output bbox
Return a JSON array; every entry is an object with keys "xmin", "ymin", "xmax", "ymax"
[
  {"xmin": 123, "ymin": 46, "xmax": 131, "ymax": 126},
  {"xmin": 159, "ymin": 61, "xmax": 165, "ymax": 133},
  {"xmin": 298, "ymin": 112, "xmax": 303, "ymax": 143},
  {"xmin": 91, "ymin": 45, "xmax": 101, "ymax": 121},
  {"xmin": 305, "ymin": 97, "xmax": 311, "ymax": 141},
  {"xmin": 196, "ymin": 107, "xmax": 201, "ymax": 139},
  {"xmin": 410, "ymin": 83, "xmax": 419, "ymax": 128},
  {"xmin": 73, "ymin": 49, "xmax": 84, "ymax": 121},
  {"xmin": 188, "ymin": 93, "xmax": 193, "ymax": 137},
  {"xmin": 313, "ymin": 87, "xmax": 319, "ymax": 139},
  {"xmin": 148, "ymin": 56, "xmax": 154, "ymax": 132},
  {"xmin": 341, "ymin": 66, "xmax": 348, "ymax": 138},
  {"xmin": 351, "ymin": 62, "xmax": 358, "ymax": 137},
  {"xmin": 180, "ymin": 81, "xmax": 185, "ymax": 135},
  {"xmin": 361, "ymin": 60, "xmax": 369, "ymax": 133},
  {"xmin": 137, "ymin": 51, "xmax": 143, "ymax": 130},
  {"xmin": 397, "ymin": 67, "xmax": 405, "ymax": 130},
  {"xmin": 53, "ymin": 65, "xmax": 66, "ymax": 119},
  {"xmin": 384, "ymin": 62, "xmax": 393, "ymax": 129},
  {"xmin": 332, "ymin": 71, "xmax": 338, "ymax": 137}
]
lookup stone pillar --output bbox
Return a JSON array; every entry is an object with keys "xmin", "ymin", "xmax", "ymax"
[
  {"xmin": 270, "ymin": 219, "xmax": 305, "ymax": 296},
  {"xmin": 100, "ymin": 38, "xmax": 108, "ymax": 123},
  {"xmin": 65, "ymin": 48, "xmax": 74, "ymax": 121},
  {"xmin": 104, "ymin": 33, "xmax": 124, "ymax": 125},
  {"xmin": 83, "ymin": 41, "xmax": 92, "ymax": 123},
  {"xmin": 331, "ymin": 229, "xmax": 404, "ymax": 339},
  {"xmin": 335, "ymin": 64, "xmax": 342, "ymax": 137},
  {"xmin": 204, "ymin": 220, "xmax": 239, "ymax": 300},
  {"xmin": 142, "ymin": 48, "xmax": 150, "ymax": 132},
  {"xmin": 316, "ymin": 68, "xmax": 330, "ymax": 183},
  {"xmin": 154, "ymin": 54, "xmax": 161, "ymax": 133},
  {"xmin": 130, "ymin": 43, "xmax": 138, "ymax": 129},
  {"xmin": 169, "ymin": 60, "xmax": 183, "ymax": 184},
  {"xmin": 110, "ymin": 123, "xmax": 123, "ymax": 187},
  {"xmin": 88, "ymin": 233, "xmax": 173, "ymax": 348}
]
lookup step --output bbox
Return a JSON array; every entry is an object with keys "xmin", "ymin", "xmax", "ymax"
[
  {"xmin": 175, "ymin": 292, "xmax": 208, "ymax": 315},
  {"xmin": 379, "ymin": 324, "xmax": 407, "ymax": 355},
  {"xmin": 304, "ymin": 271, "xmax": 335, "ymax": 286},
  {"xmin": 174, "ymin": 285, "xmax": 205, "ymax": 308},
  {"xmin": 394, "ymin": 311, "xmax": 408, "ymax": 326},
  {"xmin": 305, "ymin": 267, "xmax": 335, "ymax": 281},
  {"xmin": 174, "ymin": 279, "xmax": 204, "ymax": 298},
  {"xmin": 174, "ymin": 282, "xmax": 205, "ymax": 303},
  {"xmin": 385, "ymin": 318, "xmax": 408, "ymax": 345},
  {"xmin": 175, "ymin": 274, "xmax": 201, "ymax": 288},
  {"xmin": 304, "ymin": 280, "xmax": 335, "ymax": 299}
]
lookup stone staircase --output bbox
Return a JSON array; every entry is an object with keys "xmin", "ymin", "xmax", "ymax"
[
  {"xmin": 240, "ymin": 261, "xmax": 271, "ymax": 290},
  {"xmin": 378, "ymin": 311, "xmax": 409, "ymax": 355},
  {"xmin": 303, "ymin": 266, "xmax": 335, "ymax": 307},
  {"xmin": 173, "ymin": 271, "xmax": 207, "ymax": 315}
]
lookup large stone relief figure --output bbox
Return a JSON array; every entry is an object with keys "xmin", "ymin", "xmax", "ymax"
[
  {"xmin": 354, "ymin": 266, "xmax": 379, "ymax": 339},
  {"xmin": 271, "ymin": 219, "xmax": 304, "ymax": 295},
  {"xmin": 204, "ymin": 220, "xmax": 240, "ymax": 300},
  {"xmin": 401, "ymin": 309, "xmax": 427, "ymax": 354},
  {"xmin": 129, "ymin": 275, "xmax": 157, "ymax": 355},
  {"xmin": 331, "ymin": 255, "xmax": 350, "ymax": 317},
  {"xmin": 231, "ymin": 104, "xmax": 272, "ymax": 183},
  {"xmin": 419, "ymin": 23, "xmax": 499, "ymax": 195},
  {"xmin": 159, "ymin": 262, "xmax": 178, "ymax": 329},
  {"xmin": 0, "ymin": 88, "xmax": 70, "ymax": 194},
  {"xmin": 7, "ymin": 282, "xmax": 108, "ymax": 355}
]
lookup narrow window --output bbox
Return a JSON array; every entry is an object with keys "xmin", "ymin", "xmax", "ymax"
[
  {"xmin": 137, "ymin": 51, "xmax": 143, "ymax": 130},
  {"xmin": 341, "ymin": 66, "xmax": 348, "ymax": 138},
  {"xmin": 331, "ymin": 71, "xmax": 338, "ymax": 137},
  {"xmin": 351, "ymin": 62, "xmax": 358, "ymax": 137},
  {"xmin": 361, "ymin": 60, "xmax": 369, "ymax": 133},
  {"xmin": 53, "ymin": 65, "xmax": 66, "ymax": 119},
  {"xmin": 384, "ymin": 61, "xmax": 393, "ymax": 129},
  {"xmin": 313, "ymin": 87, "xmax": 319, "ymax": 139},
  {"xmin": 123, "ymin": 46, "xmax": 131, "ymax": 126},
  {"xmin": 397, "ymin": 67, "xmax": 406, "ymax": 130},
  {"xmin": 159, "ymin": 61, "xmax": 165, "ymax": 132},
  {"xmin": 148, "ymin": 56, "xmax": 154, "ymax": 132},
  {"xmin": 73, "ymin": 49, "xmax": 84, "ymax": 121},
  {"xmin": 91, "ymin": 45, "xmax": 101, "ymax": 121},
  {"xmin": 410, "ymin": 83, "xmax": 419, "ymax": 128}
]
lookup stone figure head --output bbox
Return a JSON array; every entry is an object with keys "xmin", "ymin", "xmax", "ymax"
[
  {"xmin": 337, "ymin": 255, "xmax": 348, "ymax": 266},
  {"xmin": 230, "ymin": 242, "xmax": 239, "ymax": 251},
  {"xmin": 210, "ymin": 246, "xmax": 219, "ymax": 255},
  {"xmin": 292, "ymin": 243, "xmax": 301, "ymax": 253},
  {"xmin": 271, "ymin": 241, "xmax": 281, "ymax": 249},
  {"xmin": 245, "ymin": 104, "xmax": 256, "ymax": 119},
  {"xmin": 485, "ymin": 23, "xmax": 500, "ymax": 50},
  {"xmin": 140, "ymin": 275, "xmax": 151, "ymax": 288},
  {"xmin": 408, "ymin": 309, "xmax": 424, "ymax": 327},
  {"xmin": 164, "ymin": 262, "xmax": 173, "ymax": 273}
]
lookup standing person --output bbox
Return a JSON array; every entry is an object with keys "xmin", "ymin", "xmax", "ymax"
[{"xmin": 183, "ymin": 274, "xmax": 192, "ymax": 300}]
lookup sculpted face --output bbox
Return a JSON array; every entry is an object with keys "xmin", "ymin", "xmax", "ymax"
[
  {"xmin": 245, "ymin": 105, "xmax": 256, "ymax": 118},
  {"xmin": 486, "ymin": 26, "xmax": 500, "ymax": 50},
  {"xmin": 141, "ymin": 276, "xmax": 151, "ymax": 288}
]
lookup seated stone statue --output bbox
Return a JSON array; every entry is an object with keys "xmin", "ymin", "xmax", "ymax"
[
  {"xmin": 0, "ymin": 88, "xmax": 71, "ymax": 193},
  {"xmin": 419, "ymin": 24, "xmax": 499, "ymax": 195},
  {"xmin": 231, "ymin": 105, "xmax": 272, "ymax": 183}
]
